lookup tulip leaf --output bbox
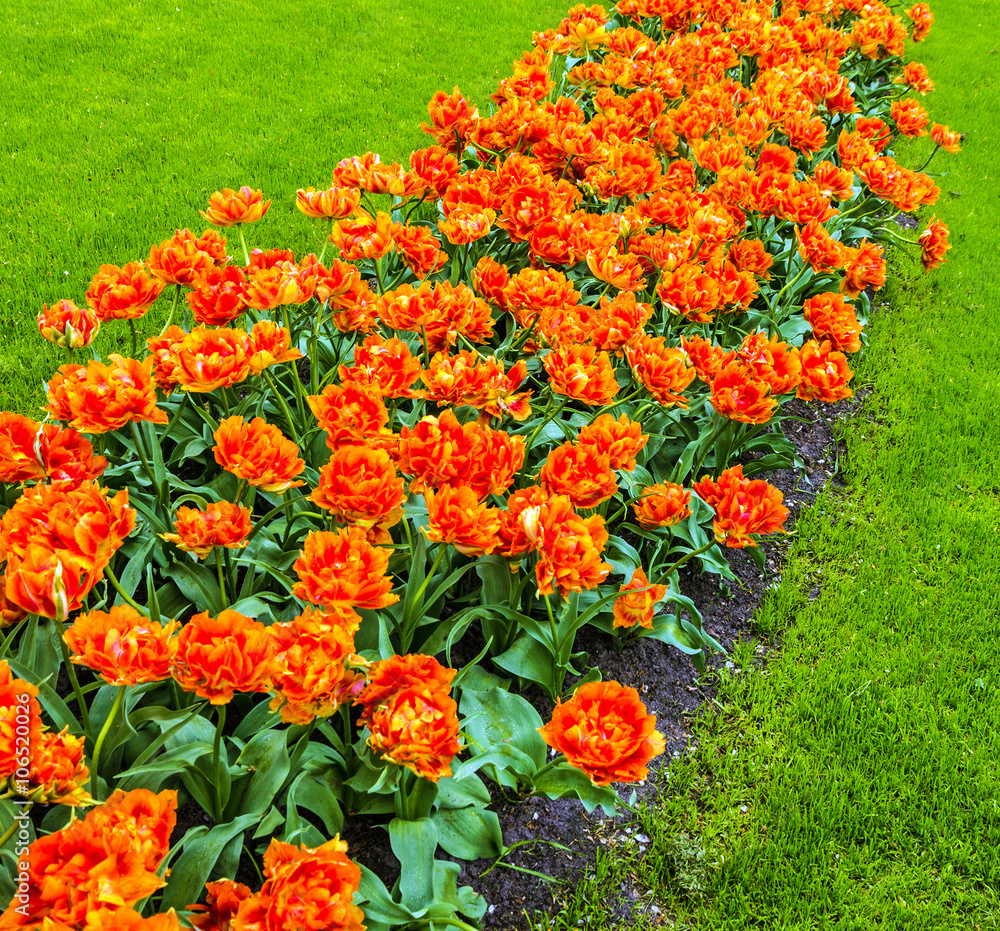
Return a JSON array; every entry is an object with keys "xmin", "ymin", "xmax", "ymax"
[
  {"xmin": 435, "ymin": 772, "xmax": 491, "ymax": 810},
  {"xmin": 286, "ymin": 768, "xmax": 345, "ymax": 837},
  {"xmin": 223, "ymin": 728, "xmax": 290, "ymax": 820},
  {"xmin": 389, "ymin": 817, "xmax": 438, "ymax": 912},
  {"xmin": 357, "ymin": 865, "xmax": 418, "ymax": 926},
  {"xmin": 460, "ymin": 686, "xmax": 547, "ymax": 778},
  {"xmin": 531, "ymin": 763, "xmax": 619, "ymax": 817},
  {"xmin": 160, "ymin": 812, "xmax": 259, "ymax": 911},
  {"xmin": 492, "ymin": 636, "xmax": 555, "ymax": 696},
  {"xmin": 170, "ymin": 560, "xmax": 223, "ymax": 616},
  {"xmin": 433, "ymin": 807, "xmax": 503, "ymax": 861}
]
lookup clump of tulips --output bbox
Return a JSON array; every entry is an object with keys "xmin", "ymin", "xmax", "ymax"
[{"xmin": 1, "ymin": 0, "xmax": 958, "ymax": 927}]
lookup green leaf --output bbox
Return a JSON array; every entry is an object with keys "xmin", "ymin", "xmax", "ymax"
[
  {"xmin": 117, "ymin": 741, "xmax": 213, "ymax": 781},
  {"xmin": 117, "ymin": 535, "xmax": 157, "ymax": 601},
  {"xmin": 433, "ymin": 807, "xmax": 503, "ymax": 860},
  {"xmin": 476, "ymin": 555, "xmax": 511, "ymax": 607},
  {"xmin": 388, "ymin": 817, "xmax": 438, "ymax": 912},
  {"xmin": 435, "ymin": 772, "xmax": 491, "ymax": 810},
  {"xmin": 491, "ymin": 635, "xmax": 555, "ymax": 694},
  {"xmin": 170, "ymin": 560, "xmax": 223, "ymax": 615},
  {"xmin": 286, "ymin": 768, "xmax": 345, "ymax": 837},
  {"xmin": 160, "ymin": 812, "xmax": 259, "ymax": 911},
  {"xmin": 532, "ymin": 763, "xmax": 619, "ymax": 817},
  {"xmin": 224, "ymin": 728, "xmax": 290, "ymax": 820},
  {"xmin": 358, "ymin": 865, "xmax": 417, "ymax": 925},
  {"xmin": 460, "ymin": 686, "xmax": 546, "ymax": 775}
]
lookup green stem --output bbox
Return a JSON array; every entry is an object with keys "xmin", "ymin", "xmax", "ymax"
[
  {"xmin": 90, "ymin": 685, "xmax": 127, "ymax": 800},
  {"xmin": 237, "ymin": 224, "xmax": 251, "ymax": 266},
  {"xmin": 0, "ymin": 818, "xmax": 21, "ymax": 851},
  {"xmin": 54, "ymin": 617, "xmax": 92, "ymax": 737},
  {"xmin": 129, "ymin": 421, "xmax": 163, "ymax": 503},
  {"xmin": 523, "ymin": 395, "xmax": 568, "ymax": 456},
  {"xmin": 212, "ymin": 703, "xmax": 227, "ymax": 820},
  {"xmin": 159, "ymin": 285, "xmax": 182, "ymax": 336},
  {"xmin": 105, "ymin": 564, "xmax": 150, "ymax": 615},
  {"xmin": 128, "ymin": 319, "xmax": 139, "ymax": 358},
  {"xmin": 215, "ymin": 548, "xmax": 228, "ymax": 608}
]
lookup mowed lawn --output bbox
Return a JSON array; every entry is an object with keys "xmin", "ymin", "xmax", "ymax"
[{"xmin": 0, "ymin": 0, "xmax": 565, "ymax": 414}]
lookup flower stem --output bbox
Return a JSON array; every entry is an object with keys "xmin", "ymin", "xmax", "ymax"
[
  {"xmin": 212, "ymin": 703, "xmax": 227, "ymax": 820},
  {"xmin": 104, "ymin": 564, "xmax": 150, "ymax": 615},
  {"xmin": 90, "ymin": 685, "xmax": 126, "ymax": 800},
  {"xmin": 215, "ymin": 549, "xmax": 228, "ymax": 609},
  {"xmin": 54, "ymin": 617, "xmax": 92, "ymax": 737},
  {"xmin": 654, "ymin": 539, "xmax": 716, "ymax": 586}
]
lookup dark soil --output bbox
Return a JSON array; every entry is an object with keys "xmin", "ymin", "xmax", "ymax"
[{"xmin": 342, "ymin": 396, "xmax": 858, "ymax": 931}]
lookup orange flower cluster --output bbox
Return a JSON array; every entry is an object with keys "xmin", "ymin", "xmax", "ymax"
[
  {"xmin": 1, "ymin": 659, "xmax": 89, "ymax": 805},
  {"xmin": 0, "ymin": 480, "xmax": 134, "ymax": 618},
  {"xmin": 160, "ymin": 501, "xmax": 252, "ymax": 558},
  {"xmin": 356, "ymin": 653, "xmax": 461, "ymax": 782},
  {"xmin": 189, "ymin": 837, "xmax": 365, "ymax": 931},
  {"xmin": 213, "ymin": 416, "xmax": 305, "ymax": 494},
  {"xmin": 46, "ymin": 355, "xmax": 168, "ymax": 434},
  {"xmin": 38, "ymin": 299, "xmax": 100, "ymax": 349},
  {"xmin": 539, "ymin": 680, "xmax": 665, "ymax": 786},
  {"xmin": 0, "ymin": 788, "xmax": 176, "ymax": 926},
  {"xmin": 693, "ymin": 466, "xmax": 789, "ymax": 549},
  {"xmin": 65, "ymin": 605, "xmax": 179, "ymax": 687},
  {"xmin": 293, "ymin": 526, "xmax": 398, "ymax": 613},
  {"xmin": 0, "ymin": 413, "xmax": 107, "ymax": 488}
]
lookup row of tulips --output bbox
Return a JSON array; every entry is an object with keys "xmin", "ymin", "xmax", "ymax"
[{"xmin": 1, "ymin": 0, "xmax": 957, "ymax": 927}]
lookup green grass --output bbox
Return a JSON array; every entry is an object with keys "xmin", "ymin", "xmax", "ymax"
[
  {"xmin": 537, "ymin": 2, "xmax": 1000, "ymax": 928},
  {"xmin": 0, "ymin": 0, "xmax": 566, "ymax": 415}
]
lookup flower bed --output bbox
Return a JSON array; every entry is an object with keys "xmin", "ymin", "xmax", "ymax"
[{"xmin": 0, "ymin": 0, "xmax": 958, "ymax": 928}]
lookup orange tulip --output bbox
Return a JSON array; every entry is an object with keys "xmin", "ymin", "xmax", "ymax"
[
  {"xmin": 187, "ymin": 880, "xmax": 252, "ymax": 931},
  {"xmin": 0, "ymin": 415, "xmax": 106, "ymax": 488},
  {"xmin": 308, "ymin": 380, "xmax": 396, "ymax": 455},
  {"xmin": 625, "ymin": 334, "xmax": 696, "ymax": 407},
  {"xmin": 632, "ymin": 482, "xmax": 692, "ymax": 529},
  {"xmin": 229, "ymin": 837, "xmax": 365, "ymax": 931},
  {"xmin": 330, "ymin": 210, "xmax": 399, "ymax": 261},
  {"xmin": 423, "ymin": 485, "xmax": 502, "ymax": 556},
  {"xmin": 213, "ymin": 416, "xmax": 305, "ymax": 494},
  {"xmin": 38, "ymin": 299, "xmax": 100, "ymax": 348},
  {"xmin": 293, "ymin": 527, "xmax": 399, "ymax": 611},
  {"xmin": 65, "ymin": 606, "xmax": 179, "ymax": 687},
  {"xmin": 533, "ymin": 495, "xmax": 612, "ymax": 597},
  {"xmin": 186, "ymin": 264, "xmax": 249, "ymax": 326},
  {"xmin": 173, "ymin": 326, "xmax": 252, "ymax": 393},
  {"xmin": 356, "ymin": 653, "xmax": 460, "ymax": 782},
  {"xmin": 1, "ymin": 787, "xmax": 175, "ymax": 926},
  {"xmin": 544, "ymin": 344, "xmax": 620, "ymax": 407},
  {"xmin": 311, "ymin": 445, "xmax": 406, "ymax": 534},
  {"xmin": 147, "ymin": 228, "xmax": 228, "ymax": 287},
  {"xmin": 930, "ymin": 123, "xmax": 962, "ymax": 154},
  {"xmin": 86, "ymin": 261, "xmax": 165, "ymax": 321},
  {"xmin": 839, "ymin": 240, "xmax": 886, "ymax": 298},
  {"xmin": 247, "ymin": 320, "xmax": 303, "ymax": 375},
  {"xmin": 46, "ymin": 354, "xmax": 169, "ymax": 434},
  {"xmin": 576, "ymin": 414, "xmax": 648, "ymax": 472},
  {"xmin": 803, "ymin": 293, "xmax": 863, "ymax": 353},
  {"xmin": 540, "ymin": 442, "xmax": 618, "ymax": 510},
  {"xmin": 891, "ymin": 98, "xmax": 929, "ymax": 137},
  {"xmin": 201, "ymin": 186, "xmax": 271, "ymax": 226},
  {"xmin": 918, "ymin": 217, "xmax": 951, "ymax": 272},
  {"xmin": 1, "ymin": 661, "xmax": 43, "ymax": 783},
  {"xmin": 160, "ymin": 501, "xmax": 252, "ymax": 559},
  {"xmin": 268, "ymin": 607, "xmax": 366, "ymax": 724},
  {"xmin": 172, "ymin": 610, "xmax": 276, "ymax": 704},
  {"xmin": 25, "ymin": 728, "xmax": 91, "ymax": 806},
  {"xmin": 710, "ymin": 362, "xmax": 777, "ymax": 425},
  {"xmin": 539, "ymin": 680, "xmax": 665, "ymax": 785},
  {"xmin": 613, "ymin": 567, "xmax": 668, "ymax": 630},
  {"xmin": 796, "ymin": 340, "xmax": 854, "ymax": 403},
  {"xmin": 339, "ymin": 333, "xmax": 423, "ymax": 399},
  {"xmin": 295, "ymin": 184, "xmax": 362, "ymax": 219},
  {"xmin": 693, "ymin": 465, "xmax": 789, "ymax": 548}
]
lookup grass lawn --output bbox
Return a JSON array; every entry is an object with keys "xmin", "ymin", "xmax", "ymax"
[
  {"xmin": 0, "ymin": 0, "xmax": 565, "ymax": 415},
  {"xmin": 541, "ymin": 1, "xmax": 1000, "ymax": 928}
]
